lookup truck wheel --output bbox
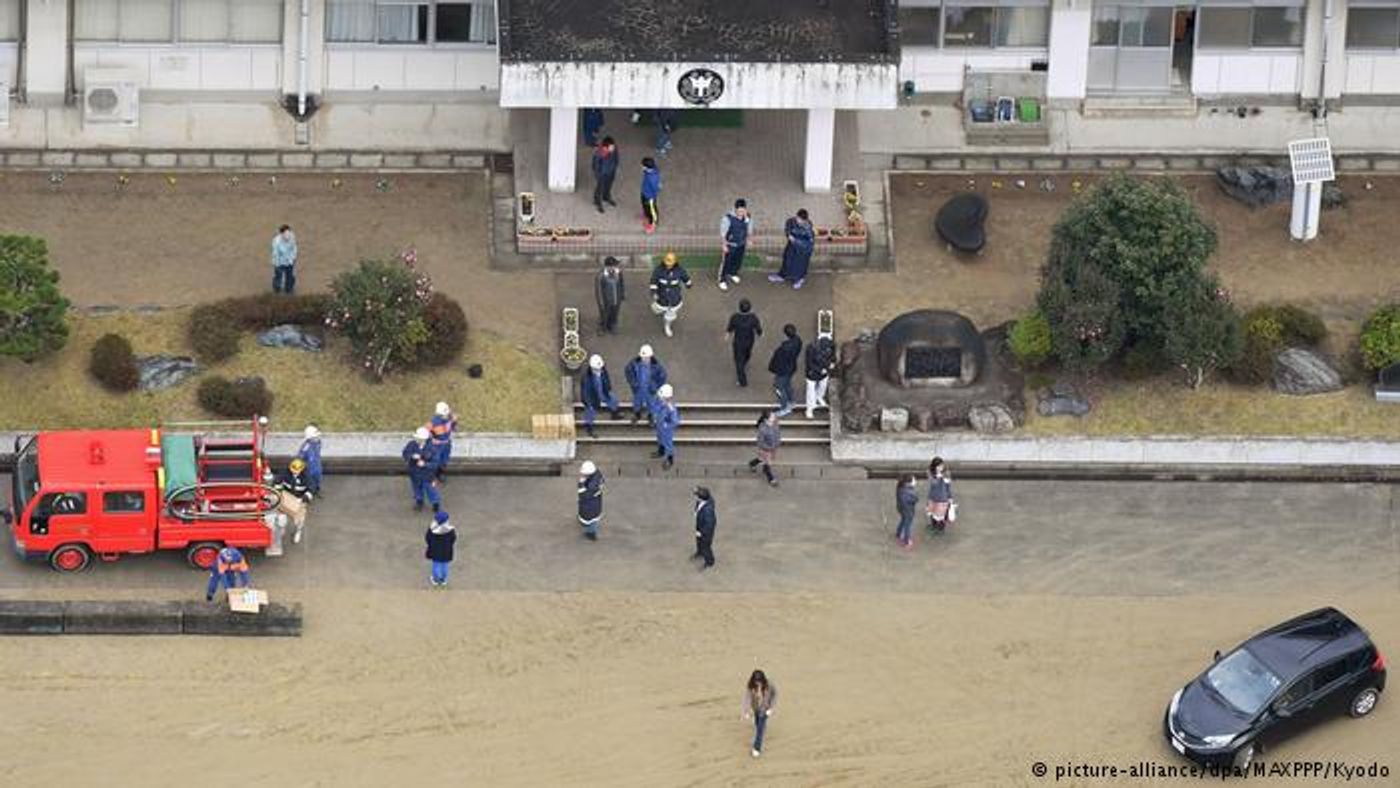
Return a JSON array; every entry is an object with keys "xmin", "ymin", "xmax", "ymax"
[
  {"xmin": 49, "ymin": 544, "xmax": 92, "ymax": 573},
  {"xmin": 186, "ymin": 542, "xmax": 222, "ymax": 570}
]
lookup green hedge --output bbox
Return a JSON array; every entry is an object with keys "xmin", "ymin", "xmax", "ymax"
[{"xmin": 89, "ymin": 333, "xmax": 139, "ymax": 392}]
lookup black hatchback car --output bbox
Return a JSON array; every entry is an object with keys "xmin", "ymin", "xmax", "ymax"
[{"xmin": 1164, "ymin": 607, "xmax": 1386, "ymax": 770}]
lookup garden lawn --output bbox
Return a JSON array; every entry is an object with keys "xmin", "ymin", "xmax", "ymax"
[{"xmin": 0, "ymin": 310, "xmax": 559, "ymax": 433}]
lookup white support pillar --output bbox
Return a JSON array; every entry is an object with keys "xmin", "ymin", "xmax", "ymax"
[
  {"xmin": 548, "ymin": 107, "xmax": 579, "ymax": 193},
  {"xmin": 23, "ymin": 0, "xmax": 69, "ymax": 103},
  {"xmin": 1046, "ymin": 0, "xmax": 1091, "ymax": 106},
  {"xmin": 803, "ymin": 108, "xmax": 835, "ymax": 194}
]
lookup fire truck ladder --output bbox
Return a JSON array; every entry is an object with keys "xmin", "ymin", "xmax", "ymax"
[{"xmin": 162, "ymin": 418, "xmax": 282, "ymax": 522}]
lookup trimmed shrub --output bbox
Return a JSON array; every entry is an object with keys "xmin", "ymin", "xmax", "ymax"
[
  {"xmin": 1120, "ymin": 341, "xmax": 1170, "ymax": 381},
  {"xmin": 326, "ymin": 257, "xmax": 434, "ymax": 379},
  {"xmin": 197, "ymin": 375, "xmax": 273, "ymax": 418},
  {"xmin": 0, "ymin": 234, "xmax": 70, "ymax": 361},
  {"xmin": 1007, "ymin": 310, "xmax": 1052, "ymax": 369},
  {"xmin": 1273, "ymin": 303, "xmax": 1327, "ymax": 346},
  {"xmin": 1230, "ymin": 304, "xmax": 1328, "ymax": 384},
  {"xmin": 1162, "ymin": 285, "xmax": 1243, "ymax": 389},
  {"xmin": 89, "ymin": 333, "xmax": 140, "ymax": 392},
  {"xmin": 189, "ymin": 304, "xmax": 241, "ymax": 364},
  {"xmin": 1360, "ymin": 303, "xmax": 1400, "ymax": 371},
  {"xmin": 221, "ymin": 293, "xmax": 332, "ymax": 329},
  {"xmin": 417, "ymin": 292, "xmax": 469, "ymax": 368},
  {"xmin": 1037, "ymin": 256, "xmax": 1126, "ymax": 377}
]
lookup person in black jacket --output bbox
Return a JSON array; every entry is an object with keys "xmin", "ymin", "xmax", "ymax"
[
  {"xmin": 767, "ymin": 324, "xmax": 803, "ymax": 417},
  {"xmin": 274, "ymin": 458, "xmax": 313, "ymax": 545},
  {"xmin": 803, "ymin": 335, "xmax": 837, "ymax": 419},
  {"xmin": 691, "ymin": 486, "xmax": 717, "ymax": 570},
  {"xmin": 591, "ymin": 137, "xmax": 619, "ymax": 213},
  {"xmin": 579, "ymin": 354, "xmax": 620, "ymax": 438},
  {"xmin": 725, "ymin": 298, "xmax": 762, "ymax": 387},
  {"xmin": 425, "ymin": 510, "xmax": 457, "ymax": 587}
]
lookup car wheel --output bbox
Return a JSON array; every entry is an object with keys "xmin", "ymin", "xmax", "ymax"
[
  {"xmin": 1349, "ymin": 687, "xmax": 1380, "ymax": 718},
  {"xmin": 49, "ymin": 543, "xmax": 92, "ymax": 573},
  {"xmin": 1232, "ymin": 742, "xmax": 1255, "ymax": 771},
  {"xmin": 186, "ymin": 542, "xmax": 222, "ymax": 570}
]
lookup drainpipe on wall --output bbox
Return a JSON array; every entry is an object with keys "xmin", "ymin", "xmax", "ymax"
[
  {"xmin": 1315, "ymin": 0, "xmax": 1334, "ymax": 119},
  {"xmin": 14, "ymin": 0, "xmax": 26, "ymax": 102},
  {"xmin": 297, "ymin": 0, "xmax": 309, "ymax": 117},
  {"xmin": 65, "ymin": 0, "xmax": 77, "ymax": 106}
]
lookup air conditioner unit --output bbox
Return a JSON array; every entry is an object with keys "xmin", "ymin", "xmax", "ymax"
[
  {"xmin": 83, "ymin": 69, "xmax": 140, "ymax": 128},
  {"xmin": 0, "ymin": 81, "xmax": 10, "ymax": 128}
]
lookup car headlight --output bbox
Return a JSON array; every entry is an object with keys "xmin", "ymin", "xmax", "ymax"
[{"xmin": 1202, "ymin": 734, "xmax": 1235, "ymax": 748}]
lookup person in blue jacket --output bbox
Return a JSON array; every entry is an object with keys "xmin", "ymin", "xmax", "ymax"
[
  {"xmin": 582, "ymin": 108, "xmax": 605, "ymax": 147},
  {"xmin": 592, "ymin": 136, "xmax": 619, "ymax": 214},
  {"xmin": 580, "ymin": 354, "xmax": 620, "ymax": 438},
  {"xmin": 427, "ymin": 401, "xmax": 458, "ymax": 484},
  {"xmin": 653, "ymin": 383, "xmax": 680, "ymax": 469},
  {"xmin": 641, "ymin": 157, "xmax": 662, "ymax": 233},
  {"xmin": 205, "ymin": 546, "xmax": 251, "ymax": 602},
  {"xmin": 297, "ymin": 424, "xmax": 323, "ymax": 496},
  {"xmin": 624, "ymin": 344, "xmax": 667, "ymax": 424},
  {"xmin": 402, "ymin": 426, "xmax": 442, "ymax": 513},
  {"xmin": 770, "ymin": 209, "xmax": 815, "ymax": 290},
  {"xmin": 576, "ymin": 460, "xmax": 605, "ymax": 541}
]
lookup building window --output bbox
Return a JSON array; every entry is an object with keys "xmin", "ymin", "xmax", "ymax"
[
  {"xmin": 0, "ymin": 0, "xmax": 19, "ymax": 42},
  {"xmin": 942, "ymin": 4, "xmax": 1048, "ymax": 48},
  {"xmin": 1091, "ymin": 5, "xmax": 1171, "ymax": 47},
  {"xmin": 74, "ymin": 0, "xmax": 283, "ymax": 44},
  {"xmin": 1347, "ymin": 6, "xmax": 1400, "ymax": 49},
  {"xmin": 898, "ymin": 0, "xmax": 942, "ymax": 46},
  {"xmin": 1091, "ymin": 5, "xmax": 1121, "ymax": 45},
  {"xmin": 944, "ymin": 6, "xmax": 996, "ymax": 47},
  {"xmin": 996, "ymin": 6, "xmax": 1050, "ymax": 47},
  {"xmin": 1198, "ymin": 5, "xmax": 1303, "ymax": 49},
  {"xmin": 326, "ymin": 0, "xmax": 496, "ymax": 44}
]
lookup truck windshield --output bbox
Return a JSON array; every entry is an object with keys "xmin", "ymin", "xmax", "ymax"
[{"xmin": 12, "ymin": 438, "xmax": 40, "ymax": 514}]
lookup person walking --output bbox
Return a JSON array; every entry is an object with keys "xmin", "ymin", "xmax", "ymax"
[
  {"xmin": 725, "ymin": 299, "xmax": 762, "ymax": 387},
  {"xmin": 591, "ymin": 136, "xmax": 619, "ymax": 214},
  {"xmin": 576, "ymin": 460, "xmax": 605, "ymax": 541},
  {"xmin": 742, "ymin": 670, "xmax": 779, "ymax": 758},
  {"xmin": 624, "ymin": 344, "xmax": 667, "ymax": 424},
  {"xmin": 595, "ymin": 256, "xmax": 626, "ymax": 334},
  {"xmin": 767, "ymin": 324, "xmax": 803, "ymax": 417},
  {"xmin": 402, "ymin": 427, "xmax": 442, "ymax": 513},
  {"xmin": 640, "ymin": 157, "xmax": 662, "ymax": 234},
  {"xmin": 649, "ymin": 251, "xmax": 692, "ymax": 337},
  {"xmin": 718, "ymin": 199, "xmax": 751, "ymax": 291},
  {"xmin": 769, "ymin": 209, "xmax": 814, "ymax": 290},
  {"xmin": 204, "ymin": 546, "xmax": 251, "ymax": 602},
  {"xmin": 424, "ymin": 510, "xmax": 457, "ymax": 587},
  {"xmin": 427, "ymin": 401, "xmax": 458, "ymax": 485},
  {"xmin": 274, "ymin": 458, "xmax": 314, "ymax": 545},
  {"xmin": 747, "ymin": 410, "xmax": 781, "ymax": 488},
  {"xmin": 580, "ymin": 354, "xmax": 621, "ymax": 438},
  {"xmin": 582, "ymin": 108, "xmax": 605, "ymax": 147},
  {"xmin": 271, "ymin": 224, "xmax": 298, "ymax": 294},
  {"xmin": 297, "ymin": 424, "xmax": 323, "ymax": 497},
  {"xmin": 653, "ymin": 383, "xmax": 680, "ymax": 470},
  {"xmin": 691, "ymin": 486, "xmax": 716, "ymax": 570},
  {"xmin": 803, "ymin": 333, "xmax": 837, "ymax": 419},
  {"xmin": 654, "ymin": 109, "xmax": 678, "ymax": 157},
  {"xmin": 895, "ymin": 474, "xmax": 919, "ymax": 549},
  {"xmin": 926, "ymin": 457, "xmax": 954, "ymax": 534}
]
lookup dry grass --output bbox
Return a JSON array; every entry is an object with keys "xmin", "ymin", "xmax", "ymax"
[
  {"xmin": 1022, "ymin": 378, "xmax": 1400, "ymax": 438},
  {"xmin": 0, "ymin": 310, "xmax": 560, "ymax": 433}
]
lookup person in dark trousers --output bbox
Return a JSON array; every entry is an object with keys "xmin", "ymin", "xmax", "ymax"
[
  {"xmin": 725, "ymin": 298, "xmax": 762, "ymax": 387},
  {"xmin": 205, "ymin": 546, "xmax": 251, "ymax": 601},
  {"xmin": 895, "ymin": 474, "xmax": 919, "ymax": 549},
  {"xmin": 595, "ymin": 256, "xmax": 625, "ymax": 333},
  {"xmin": 402, "ymin": 427, "xmax": 442, "ymax": 513},
  {"xmin": 591, "ymin": 137, "xmax": 619, "ymax": 214},
  {"xmin": 653, "ymin": 383, "xmax": 679, "ymax": 469},
  {"xmin": 624, "ymin": 344, "xmax": 667, "ymax": 423},
  {"xmin": 926, "ymin": 456, "xmax": 954, "ymax": 534},
  {"xmin": 803, "ymin": 334, "xmax": 837, "ymax": 419},
  {"xmin": 649, "ymin": 251, "xmax": 692, "ymax": 337},
  {"xmin": 640, "ymin": 157, "xmax": 662, "ymax": 234},
  {"xmin": 770, "ymin": 209, "xmax": 814, "ymax": 290},
  {"xmin": 748, "ymin": 410, "xmax": 781, "ymax": 487},
  {"xmin": 274, "ymin": 458, "xmax": 314, "ymax": 545},
  {"xmin": 424, "ymin": 510, "xmax": 457, "ymax": 587},
  {"xmin": 691, "ymin": 486, "xmax": 716, "ymax": 570},
  {"xmin": 582, "ymin": 108, "xmax": 605, "ymax": 147},
  {"xmin": 767, "ymin": 324, "xmax": 803, "ymax": 417},
  {"xmin": 719, "ymin": 199, "xmax": 751, "ymax": 291},
  {"xmin": 743, "ymin": 669, "xmax": 778, "ymax": 758},
  {"xmin": 577, "ymin": 460, "xmax": 605, "ymax": 540},
  {"xmin": 297, "ymin": 424, "xmax": 323, "ymax": 496},
  {"xmin": 654, "ymin": 108, "xmax": 678, "ymax": 157},
  {"xmin": 427, "ymin": 401, "xmax": 458, "ymax": 484},
  {"xmin": 271, "ymin": 224, "xmax": 298, "ymax": 293},
  {"xmin": 580, "ymin": 354, "xmax": 621, "ymax": 438}
]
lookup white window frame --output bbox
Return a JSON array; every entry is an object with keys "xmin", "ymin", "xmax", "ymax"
[
  {"xmin": 1345, "ymin": 3, "xmax": 1400, "ymax": 51},
  {"xmin": 940, "ymin": 0, "xmax": 1052, "ymax": 50},
  {"xmin": 0, "ymin": 0, "xmax": 20, "ymax": 42},
  {"xmin": 1195, "ymin": 2, "xmax": 1306, "ymax": 51},
  {"xmin": 73, "ymin": 0, "xmax": 284, "ymax": 46},
  {"xmin": 326, "ymin": 0, "xmax": 496, "ymax": 47}
]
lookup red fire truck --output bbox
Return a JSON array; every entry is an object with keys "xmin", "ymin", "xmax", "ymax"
[{"xmin": 5, "ymin": 419, "xmax": 281, "ymax": 573}]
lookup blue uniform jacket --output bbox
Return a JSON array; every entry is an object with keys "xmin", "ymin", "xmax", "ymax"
[
  {"xmin": 581, "ymin": 368, "xmax": 615, "ymax": 409},
  {"xmin": 655, "ymin": 401, "xmax": 681, "ymax": 442},
  {"xmin": 402, "ymin": 440, "xmax": 441, "ymax": 482},
  {"xmin": 625, "ymin": 357, "xmax": 668, "ymax": 397}
]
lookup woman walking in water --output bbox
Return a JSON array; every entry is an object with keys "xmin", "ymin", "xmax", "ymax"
[
  {"xmin": 926, "ymin": 457, "xmax": 954, "ymax": 534},
  {"xmin": 742, "ymin": 669, "xmax": 778, "ymax": 758}
]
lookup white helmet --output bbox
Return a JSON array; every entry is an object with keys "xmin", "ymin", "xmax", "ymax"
[
  {"xmin": 435, "ymin": 401, "xmax": 451, "ymax": 417},
  {"xmin": 658, "ymin": 383, "xmax": 674, "ymax": 399},
  {"xmin": 580, "ymin": 460, "xmax": 597, "ymax": 475},
  {"xmin": 588, "ymin": 354, "xmax": 604, "ymax": 370},
  {"xmin": 414, "ymin": 426, "xmax": 431, "ymax": 441},
  {"xmin": 303, "ymin": 425, "xmax": 320, "ymax": 440},
  {"xmin": 638, "ymin": 344, "xmax": 654, "ymax": 358}
]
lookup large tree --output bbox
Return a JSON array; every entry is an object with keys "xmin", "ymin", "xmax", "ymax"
[{"xmin": 0, "ymin": 235, "xmax": 70, "ymax": 361}]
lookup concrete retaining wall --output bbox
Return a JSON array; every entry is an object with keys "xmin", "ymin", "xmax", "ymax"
[
  {"xmin": 886, "ymin": 153, "xmax": 1400, "ymax": 173},
  {"xmin": 0, "ymin": 599, "xmax": 301, "ymax": 636},
  {"xmin": 1, "ymin": 149, "xmax": 499, "ymax": 171}
]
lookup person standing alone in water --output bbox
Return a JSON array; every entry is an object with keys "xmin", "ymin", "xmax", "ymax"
[{"xmin": 742, "ymin": 670, "xmax": 778, "ymax": 758}]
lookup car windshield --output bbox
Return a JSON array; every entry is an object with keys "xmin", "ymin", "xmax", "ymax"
[
  {"xmin": 1206, "ymin": 648, "xmax": 1283, "ymax": 715},
  {"xmin": 12, "ymin": 438, "xmax": 40, "ymax": 514}
]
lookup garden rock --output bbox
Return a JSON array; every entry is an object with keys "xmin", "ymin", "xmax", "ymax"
[
  {"xmin": 1036, "ymin": 381, "xmax": 1091, "ymax": 417},
  {"xmin": 1216, "ymin": 166, "xmax": 1293, "ymax": 208},
  {"xmin": 1376, "ymin": 362, "xmax": 1400, "ymax": 402},
  {"xmin": 968, "ymin": 403, "xmax": 1016, "ymax": 434},
  {"xmin": 880, "ymin": 407, "xmax": 910, "ymax": 433},
  {"xmin": 1272, "ymin": 347, "xmax": 1342, "ymax": 395},
  {"xmin": 256, "ymin": 324, "xmax": 323, "ymax": 352},
  {"xmin": 137, "ymin": 355, "xmax": 199, "ymax": 391}
]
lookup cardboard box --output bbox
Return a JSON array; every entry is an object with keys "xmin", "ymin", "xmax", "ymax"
[{"xmin": 227, "ymin": 588, "xmax": 269, "ymax": 614}]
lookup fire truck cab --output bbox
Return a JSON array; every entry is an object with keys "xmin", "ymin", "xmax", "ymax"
[{"xmin": 5, "ymin": 420, "xmax": 278, "ymax": 573}]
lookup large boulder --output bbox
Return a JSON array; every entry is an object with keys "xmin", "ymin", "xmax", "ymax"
[
  {"xmin": 1036, "ymin": 381, "xmax": 1091, "ymax": 417},
  {"xmin": 137, "ymin": 355, "xmax": 199, "ymax": 391},
  {"xmin": 935, "ymin": 193, "xmax": 989, "ymax": 253},
  {"xmin": 968, "ymin": 402, "xmax": 1016, "ymax": 434},
  {"xmin": 1216, "ymin": 166, "xmax": 1293, "ymax": 208},
  {"xmin": 1272, "ymin": 347, "xmax": 1342, "ymax": 395},
  {"xmin": 257, "ymin": 324, "xmax": 323, "ymax": 352}
]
